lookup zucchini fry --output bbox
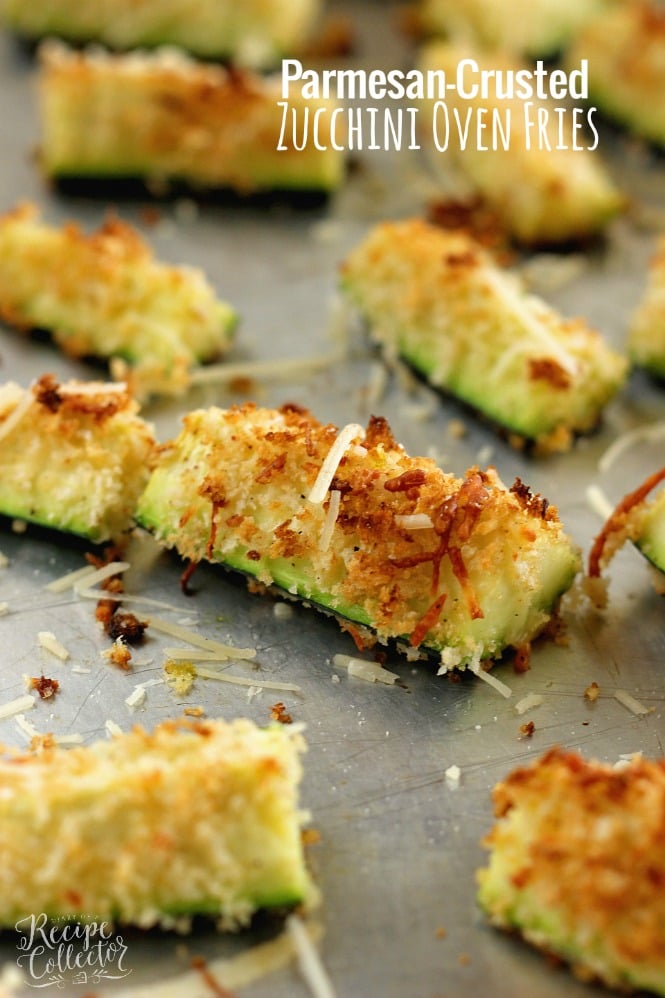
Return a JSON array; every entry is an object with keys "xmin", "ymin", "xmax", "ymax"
[
  {"xmin": 0, "ymin": 203, "xmax": 236, "ymax": 401},
  {"xmin": 587, "ymin": 467, "xmax": 665, "ymax": 601},
  {"xmin": 38, "ymin": 43, "xmax": 345, "ymax": 199},
  {"xmin": 418, "ymin": 0, "xmax": 608, "ymax": 59},
  {"xmin": 2, "ymin": 0, "xmax": 321, "ymax": 68},
  {"xmin": 0, "ymin": 718, "xmax": 313, "ymax": 929},
  {"xmin": 417, "ymin": 41, "xmax": 623, "ymax": 245},
  {"xmin": 135, "ymin": 402, "xmax": 580, "ymax": 672},
  {"xmin": 567, "ymin": 1, "xmax": 665, "ymax": 149},
  {"xmin": 341, "ymin": 219, "xmax": 627, "ymax": 454},
  {"xmin": 478, "ymin": 748, "xmax": 665, "ymax": 995},
  {"xmin": 0, "ymin": 376, "xmax": 156, "ymax": 542},
  {"xmin": 629, "ymin": 238, "xmax": 665, "ymax": 378}
]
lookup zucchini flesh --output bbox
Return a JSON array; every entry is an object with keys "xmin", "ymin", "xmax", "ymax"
[
  {"xmin": 0, "ymin": 718, "xmax": 312, "ymax": 929},
  {"xmin": 136, "ymin": 402, "xmax": 581, "ymax": 671},
  {"xmin": 341, "ymin": 219, "xmax": 627, "ymax": 454}
]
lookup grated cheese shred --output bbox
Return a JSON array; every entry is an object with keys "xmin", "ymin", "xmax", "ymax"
[
  {"xmin": 147, "ymin": 616, "xmax": 256, "ymax": 660},
  {"xmin": 614, "ymin": 689, "xmax": 652, "ymax": 716},
  {"xmin": 308, "ymin": 423, "xmax": 365, "ymax": 505},
  {"xmin": 37, "ymin": 631, "xmax": 70, "ymax": 661}
]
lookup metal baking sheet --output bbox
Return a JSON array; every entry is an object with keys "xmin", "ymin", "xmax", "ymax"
[{"xmin": 0, "ymin": 4, "xmax": 664, "ymax": 995}]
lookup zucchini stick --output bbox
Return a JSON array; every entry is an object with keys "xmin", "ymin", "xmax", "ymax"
[
  {"xmin": 135, "ymin": 401, "xmax": 581, "ymax": 671},
  {"xmin": 0, "ymin": 203, "xmax": 237, "ymax": 401},
  {"xmin": 0, "ymin": 376, "xmax": 156, "ymax": 542},
  {"xmin": 38, "ymin": 43, "xmax": 345, "ymax": 199},
  {"xmin": 0, "ymin": 718, "xmax": 313, "ymax": 929},
  {"xmin": 341, "ymin": 219, "xmax": 627, "ymax": 454},
  {"xmin": 478, "ymin": 748, "xmax": 665, "ymax": 995},
  {"xmin": 2, "ymin": 0, "xmax": 322, "ymax": 68},
  {"xmin": 629, "ymin": 238, "xmax": 665, "ymax": 377}
]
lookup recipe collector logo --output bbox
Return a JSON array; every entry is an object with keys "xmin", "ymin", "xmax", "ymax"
[
  {"xmin": 15, "ymin": 914, "xmax": 131, "ymax": 989},
  {"xmin": 276, "ymin": 57, "xmax": 597, "ymax": 154}
]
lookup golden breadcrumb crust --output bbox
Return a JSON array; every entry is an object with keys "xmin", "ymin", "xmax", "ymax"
[
  {"xmin": 0, "ymin": 718, "xmax": 312, "ymax": 929},
  {"xmin": 0, "ymin": 375, "xmax": 156, "ymax": 540},
  {"xmin": 0, "ymin": 202, "xmax": 235, "ymax": 400},
  {"xmin": 342, "ymin": 219, "xmax": 627, "ymax": 453},
  {"xmin": 137, "ymin": 402, "xmax": 579, "ymax": 667}
]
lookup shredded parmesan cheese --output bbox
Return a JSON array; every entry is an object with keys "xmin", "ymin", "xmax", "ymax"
[
  {"xmin": 394, "ymin": 513, "xmax": 434, "ymax": 530},
  {"xmin": 469, "ymin": 663, "xmax": 513, "ymax": 698},
  {"xmin": 15, "ymin": 713, "xmax": 40, "ymax": 740},
  {"xmin": 586, "ymin": 484, "xmax": 613, "ymax": 521},
  {"xmin": 147, "ymin": 616, "xmax": 256, "ymax": 660},
  {"xmin": 287, "ymin": 915, "xmax": 337, "ymax": 998},
  {"xmin": 319, "ymin": 490, "xmax": 341, "ymax": 552},
  {"xmin": 74, "ymin": 561, "xmax": 130, "ymax": 592},
  {"xmin": 308, "ymin": 423, "xmax": 365, "ymax": 504},
  {"xmin": 445, "ymin": 764, "xmax": 461, "ymax": 787},
  {"xmin": 599, "ymin": 421, "xmax": 665, "ymax": 475},
  {"xmin": 0, "ymin": 602, "xmax": 8, "ymax": 616},
  {"xmin": 45, "ymin": 564, "xmax": 98, "ymax": 593},
  {"xmin": 514, "ymin": 692, "xmax": 544, "ymax": 715},
  {"xmin": 613, "ymin": 689, "xmax": 652, "ymax": 716},
  {"xmin": 189, "ymin": 352, "xmax": 342, "ymax": 387},
  {"xmin": 37, "ymin": 631, "xmax": 70, "ymax": 661},
  {"xmin": 125, "ymin": 685, "xmax": 147, "ymax": 710},
  {"xmin": 105, "ymin": 719, "xmax": 123, "ymax": 737},
  {"xmin": 333, "ymin": 653, "xmax": 399, "ymax": 685},
  {"xmin": 0, "ymin": 694, "xmax": 35, "ymax": 720},
  {"xmin": 195, "ymin": 667, "xmax": 302, "ymax": 692},
  {"xmin": 0, "ymin": 551, "xmax": 8, "ymax": 568},
  {"xmin": 0, "ymin": 388, "xmax": 33, "ymax": 444}
]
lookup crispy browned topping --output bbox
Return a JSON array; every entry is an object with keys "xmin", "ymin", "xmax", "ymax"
[
  {"xmin": 509, "ymin": 479, "xmax": 551, "ymax": 520},
  {"xmin": 270, "ymin": 702, "xmax": 293, "ymax": 725},
  {"xmin": 519, "ymin": 720, "xmax": 535, "ymax": 738},
  {"xmin": 528, "ymin": 357, "xmax": 571, "ymax": 390},
  {"xmin": 106, "ymin": 612, "xmax": 147, "ymax": 645}
]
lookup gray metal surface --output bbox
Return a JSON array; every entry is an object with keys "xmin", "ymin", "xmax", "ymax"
[{"xmin": 0, "ymin": 4, "xmax": 664, "ymax": 995}]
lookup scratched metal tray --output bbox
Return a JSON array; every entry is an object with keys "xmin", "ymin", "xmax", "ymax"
[{"xmin": 0, "ymin": 4, "xmax": 664, "ymax": 996}]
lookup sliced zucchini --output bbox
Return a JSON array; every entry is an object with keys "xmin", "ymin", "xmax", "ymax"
[
  {"xmin": 588, "ymin": 466, "xmax": 665, "ymax": 587},
  {"xmin": 417, "ymin": 41, "xmax": 624, "ymax": 245},
  {"xmin": 0, "ymin": 718, "xmax": 313, "ymax": 928},
  {"xmin": 3, "ymin": 0, "xmax": 322, "ymax": 68},
  {"xmin": 629, "ymin": 239, "xmax": 665, "ymax": 378},
  {"xmin": 478, "ymin": 747, "xmax": 665, "ymax": 996},
  {"xmin": 0, "ymin": 203, "xmax": 237, "ymax": 400},
  {"xmin": 341, "ymin": 219, "xmax": 627, "ymax": 454},
  {"xmin": 135, "ymin": 402, "xmax": 581, "ymax": 672},
  {"xmin": 38, "ymin": 43, "xmax": 345, "ymax": 198},
  {"xmin": 418, "ymin": 0, "xmax": 608, "ymax": 59},
  {"xmin": 0, "ymin": 376, "xmax": 156, "ymax": 542},
  {"xmin": 566, "ymin": 1, "xmax": 665, "ymax": 149}
]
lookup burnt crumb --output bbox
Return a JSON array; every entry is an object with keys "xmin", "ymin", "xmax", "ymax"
[
  {"xmin": 520, "ymin": 720, "xmax": 536, "ymax": 738},
  {"xmin": 32, "ymin": 373, "xmax": 62, "ymax": 412},
  {"xmin": 510, "ymin": 478, "xmax": 551, "ymax": 519},
  {"xmin": 106, "ymin": 611, "xmax": 147, "ymax": 645},
  {"xmin": 270, "ymin": 701, "xmax": 293, "ymax": 724},
  {"xmin": 29, "ymin": 675, "xmax": 60, "ymax": 699}
]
